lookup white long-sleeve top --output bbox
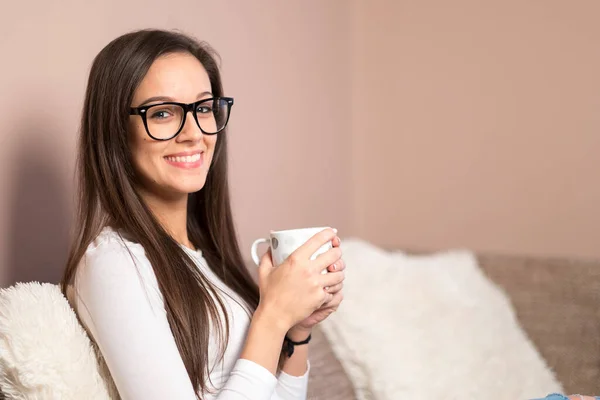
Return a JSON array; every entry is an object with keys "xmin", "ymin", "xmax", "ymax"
[{"xmin": 71, "ymin": 227, "xmax": 309, "ymax": 400}]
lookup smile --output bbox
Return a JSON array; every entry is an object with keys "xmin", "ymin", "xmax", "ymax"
[
  {"xmin": 165, "ymin": 154, "xmax": 201, "ymax": 163},
  {"xmin": 164, "ymin": 151, "xmax": 204, "ymax": 169}
]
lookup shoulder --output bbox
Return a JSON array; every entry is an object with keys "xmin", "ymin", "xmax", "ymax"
[
  {"xmin": 82, "ymin": 226, "xmax": 148, "ymax": 272},
  {"xmin": 73, "ymin": 227, "xmax": 163, "ymax": 310},
  {"xmin": 86, "ymin": 226, "xmax": 145, "ymax": 258}
]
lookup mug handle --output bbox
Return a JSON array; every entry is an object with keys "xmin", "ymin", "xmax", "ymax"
[{"xmin": 251, "ymin": 238, "xmax": 270, "ymax": 266}]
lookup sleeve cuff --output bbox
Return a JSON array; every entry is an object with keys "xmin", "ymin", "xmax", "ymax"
[
  {"xmin": 278, "ymin": 360, "xmax": 310, "ymax": 382},
  {"xmin": 274, "ymin": 361, "xmax": 310, "ymax": 399},
  {"xmin": 220, "ymin": 358, "xmax": 278, "ymax": 399}
]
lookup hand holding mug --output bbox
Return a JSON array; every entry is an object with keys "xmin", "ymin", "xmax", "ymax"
[
  {"xmin": 288, "ymin": 235, "xmax": 345, "ymax": 339},
  {"xmin": 254, "ymin": 228, "xmax": 345, "ymax": 332}
]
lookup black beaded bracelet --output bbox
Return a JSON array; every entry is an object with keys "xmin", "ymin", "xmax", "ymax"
[{"xmin": 283, "ymin": 333, "xmax": 312, "ymax": 358}]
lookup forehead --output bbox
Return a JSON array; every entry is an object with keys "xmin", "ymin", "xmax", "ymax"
[{"xmin": 133, "ymin": 52, "xmax": 212, "ymax": 103}]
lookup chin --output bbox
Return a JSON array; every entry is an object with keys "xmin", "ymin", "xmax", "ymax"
[{"xmin": 175, "ymin": 178, "xmax": 207, "ymax": 195}]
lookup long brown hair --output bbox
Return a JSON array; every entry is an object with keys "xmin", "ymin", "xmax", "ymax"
[{"xmin": 61, "ymin": 29, "xmax": 262, "ymax": 397}]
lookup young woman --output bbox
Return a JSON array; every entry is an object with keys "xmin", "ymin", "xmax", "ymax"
[{"xmin": 61, "ymin": 29, "xmax": 345, "ymax": 400}]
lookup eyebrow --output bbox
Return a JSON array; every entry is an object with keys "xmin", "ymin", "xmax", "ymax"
[{"xmin": 137, "ymin": 91, "xmax": 213, "ymax": 107}]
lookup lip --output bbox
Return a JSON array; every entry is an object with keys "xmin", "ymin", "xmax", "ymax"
[{"xmin": 164, "ymin": 150, "xmax": 204, "ymax": 169}]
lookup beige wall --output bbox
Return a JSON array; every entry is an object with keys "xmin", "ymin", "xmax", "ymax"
[
  {"xmin": 351, "ymin": 0, "xmax": 600, "ymax": 259},
  {"xmin": 1, "ymin": 1, "xmax": 598, "ymax": 287},
  {"xmin": 0, "ymin": 1, "xmax": 352, "ymax": 286}
]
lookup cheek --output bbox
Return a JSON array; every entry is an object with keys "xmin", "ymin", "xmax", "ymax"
[
  {"xmin": 205, "ymin": 136, "xmax": 218, "ymax": 166},
  {"xmin": 129, "ymin": 126, "xmax": 164, "ymax": 179}
]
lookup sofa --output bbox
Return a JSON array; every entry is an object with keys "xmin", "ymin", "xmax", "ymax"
[
  {"xmin": 0, "ymin": 252, "xmax": 597, "ymax": 399},
  {"xmin": 305, "ymin": 252, "xmax": 600, "ymax": 399}
]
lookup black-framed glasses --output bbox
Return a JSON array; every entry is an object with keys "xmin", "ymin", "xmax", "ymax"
[{"xmin": 129, "ymin": 97, "xmax": 234, "ymax": 141}]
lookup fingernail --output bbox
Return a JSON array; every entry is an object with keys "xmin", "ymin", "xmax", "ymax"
[
  {"xmin": 332, "ymin": 263, "xmax": 337, "ymax": 271},
  {"xmin": 324, "ymin": 286, "xmax": 329, "ymax": 291},
  {"xmin": 333, "ymin": 228, "xmax": 338, "ymax": 233}
]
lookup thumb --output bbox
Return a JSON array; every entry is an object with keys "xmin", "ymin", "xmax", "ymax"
[{"xmin": 257, "ymin": 248, "xmax": 274, "ymax": 281}]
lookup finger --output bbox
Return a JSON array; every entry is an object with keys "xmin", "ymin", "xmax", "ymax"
[
  {"xmin": 321, "ymin": 292, "xmax": 334, "ymax": 306},
  {"xmin": 332, "ymin": 236, "xmax": 341, "ymax": 248},
  {"xmin": 259, "ymin": 248, "xmax": 273, "ymax": 267},
  {"xmin": 322, "ymin": 290, "xmax": 343, "ymax": 308},
  {"xmin": 324, "ymin": 282, "xmax": 343, "ymax": 294},
  {"xmin": 294, "ymin": 228, "xmax": 337, "ymax": 260},
  {"xmin": 321, "ymin": 270, "xmax": 345, "ymax": 287},
  {"xmin": 327, "ymin": 258, "xmax": 345, "ymax": 272},
  {"xmin": 312, "ymin": 246, "xmax": 342, "ymax": 272}
]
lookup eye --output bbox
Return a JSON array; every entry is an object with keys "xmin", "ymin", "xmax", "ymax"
[
  {"xmin": 196, "ymin": 105, "xmax": 213, "ymax": 114},
  {"xmin": 149, "ymin": 109, "xmax": 173, "ymax": 119}
]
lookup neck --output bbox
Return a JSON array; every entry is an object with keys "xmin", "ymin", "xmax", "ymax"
[{"xmin": 139, "ymin": 188, "xmax": 194, "ymax": 250}]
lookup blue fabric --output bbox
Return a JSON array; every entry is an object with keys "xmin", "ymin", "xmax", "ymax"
[{"xmin": 531, "ymin": 395, "xmax": 600, "ymax": 400}]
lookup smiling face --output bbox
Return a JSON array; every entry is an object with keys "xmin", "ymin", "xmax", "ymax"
[{"xmin": 128, "ymin": 52, "xmax": 217, "ymax": 200}]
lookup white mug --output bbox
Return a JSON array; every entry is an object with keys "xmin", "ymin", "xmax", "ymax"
[{"xmin": 250, "ymin": 227, "xmax": 334, "ymax": 273}]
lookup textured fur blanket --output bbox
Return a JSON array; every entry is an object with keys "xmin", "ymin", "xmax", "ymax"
[
  {"xmin": 320, "ymin": 239, "xmax": 563, "ymax": 399},
  {"xmin": 0, "ymin": 282, "xmax": 112, "ymax": 399}
]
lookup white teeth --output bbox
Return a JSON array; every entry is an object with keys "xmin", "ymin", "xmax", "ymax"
[{"xmin": 166, "ymin": 153, "xmax": 201, "ymax": 163}]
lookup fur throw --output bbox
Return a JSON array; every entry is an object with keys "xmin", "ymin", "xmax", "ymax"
[{"xmin": 0, "ymin": 282, "xmax": 114, "ymax": 399}]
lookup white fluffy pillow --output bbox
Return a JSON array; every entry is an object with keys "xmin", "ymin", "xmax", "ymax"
[
  {"xmin": 321, "ymin": 239, "xmax": 563, "ymax": 399},
  {"xmin": 0, "ymin": 282, "xmax": 112, "ymax": 399}
]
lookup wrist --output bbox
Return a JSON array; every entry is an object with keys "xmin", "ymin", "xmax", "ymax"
[
  {"xmin": 287, "ymin": 326, "xmax": 313, "ymax": 342},
  {"xmin": 254, "ymin": 303, "xmax": 291, "ymax": 337}
]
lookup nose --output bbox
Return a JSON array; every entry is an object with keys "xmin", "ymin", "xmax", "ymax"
[{"xmin": 176, "ymin": 110, "xmax": 203, "ymax": 142}]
